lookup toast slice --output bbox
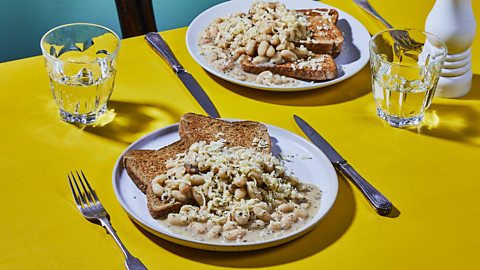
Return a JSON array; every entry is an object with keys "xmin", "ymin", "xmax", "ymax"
[
  {"xmin": 122, "ymin": 113, "xmax": 271, "ymax": 218},
  {"xmin": 123, "ymin": 141, "xmax": 188, "ymax": 194},
  {"xmin": 241, "ymin": 54, "xmax": 338, "ymax": 81},
  {"xmin": 178, "ymin": 112, "xmax": 271, "ymax": 151},
  {"xmin": 296, "ymin": 8, "xmax": 344, "ymax": 56}
]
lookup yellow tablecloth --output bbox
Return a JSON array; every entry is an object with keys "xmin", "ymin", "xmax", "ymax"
[{"xmin": 1, "ymin": 0, "xmax": 479, "ymax": 269}]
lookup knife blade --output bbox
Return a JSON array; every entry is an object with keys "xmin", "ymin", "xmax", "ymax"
[
  {"xmin": 145, "ymin": 32, "xmax": 220, "ymax": 118},
  {"xmin": 293, "ymin": 115, "xmax": 392, "ymax": 216}
]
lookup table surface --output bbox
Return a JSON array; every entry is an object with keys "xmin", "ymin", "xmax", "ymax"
[{"xmin": 1, "ymin": 0, "xmax": 479, "ymax": 269}]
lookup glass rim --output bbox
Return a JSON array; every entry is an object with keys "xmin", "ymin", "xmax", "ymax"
[
  {"xmin": 369, "ymin": 28, "xmax": 448, "ymax": 69},
  {"xmin": 40, "ymin": 22, "xmax": 121, "ymax": 64}
]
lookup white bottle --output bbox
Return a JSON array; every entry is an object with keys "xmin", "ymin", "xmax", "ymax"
[{"xmin": 425, "ymin": 0, "xmax": 476, "ymax": 98}]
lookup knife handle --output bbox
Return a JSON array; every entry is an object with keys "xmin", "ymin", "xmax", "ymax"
[
  {"xmin": 145, "ymin": 32, "xmax": 185, "ymax": 74},
  {"xmin": 337, "ymin": 162, "xmax": 392, "ymax": 216}
]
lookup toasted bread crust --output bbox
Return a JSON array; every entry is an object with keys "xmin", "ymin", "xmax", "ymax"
[
  {"xmin": 123, "ymin": 150, "xmax": 157, "ymax": 193},
  {"xmin": 179, "ymin": 113, "xmax": 271, "ymax": 152},
  {"xmin": 123, "ymin": 141, "xmax": 189, "ymax": 194},
  {"xmin": 241, "ymin": 54, "xmax": 338, "ymax": 81},
  {"xmin": 123, "ymin": 113, "xmax": 272, "ymax": 218},
  {"xmin": 146, "ymin": 184, "xmax": 185, "ymax": 218},
  {"xmin": 296, "ymin": 9, "xmax": 344, "ymax": 56}
]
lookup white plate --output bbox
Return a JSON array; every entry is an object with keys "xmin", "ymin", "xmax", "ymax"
[
  {"xmin": 186, "ymin": 0, "xmax": 371, "ymax": 91},
  {"xmin": 112, "ymin": 122, "xmax": 338, "ymax": 251}
]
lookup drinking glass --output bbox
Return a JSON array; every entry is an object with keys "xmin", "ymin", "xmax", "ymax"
[
  {"xmin": 40, "ymin": 23, "xmax": 120, "ymax": 124},
  {"xmin": 369, "ymin": 28, "xmax": 447, "ymax": 127}
]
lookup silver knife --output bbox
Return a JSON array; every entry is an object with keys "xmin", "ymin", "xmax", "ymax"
[
  {"xmin": 293, "ymin": 115, "xmax": 392, "ymax": 216},
  {"xmin": 145, "ymin": 32, "xmax": 220, "ymax": 118}
]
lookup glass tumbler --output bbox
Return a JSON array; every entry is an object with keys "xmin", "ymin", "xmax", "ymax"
[
  {"xmin": 40, "ymin": 23, "xmax": 120, "ymax": 124},
  {"xmin": 369, "ymin": 28, "xmax": 447, "ymax": 127}
]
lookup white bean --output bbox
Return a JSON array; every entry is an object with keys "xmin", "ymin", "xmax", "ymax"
[
  {"xmin": 179, "ymin": 183, "xmax": 191, "ymax": 195},
  {"xmin": 175, "ymin": 166, "xmax": 186, "ymax": 179},
  {"xmin": 255, "ymin": 34, "xmax": 269, "ymax": 42},
  {"xmin": 280, "ymin": 50, "xmax": 297, "ymax": 62},
  {"xmin": 190, "ymin": 174, "xmax": 205, "ymax": 186},
  {"xmin": 151, "ymin": 174, "xmax": 167, "ymax": 185},
  {"xmin": 234, "ymin": 188, "xmax": 247, "ymax": 200},
  {"xmin": 192, "ymin": 187, "xmax": 204, "ymax": 206},
  {"xmin": 247, "ymin": 182, "xmax": 262, "ymax": 200},
  {"xmin": 284, "ymin": 212, "xmax": 298, "ymax": 223},
  {"xmin": 249, "ymin": 220, "xmax": 266, "ymax": 229},
  {"xmin": 252, "ymin": 56, "xmax": 269, "ymax": 64},
  {"xmin": 207, "ymin": 225, "xmax": 223, "ymax": 239},
  {"xmin": 151, "ymin": 182, "xmax": 164, "ymax": 196},
  {"xmin": 268, "ymin": 221, "xmax": 282, "ymax": 231},
  {"xmin": 223, "ymin": 221, "xmax": 238, "ymax": 231},
  {"xmin": 167, "ymin": 213, "xmax": 188, "ymax": 226},
  {"xmin": 257, "ymin": 40, "xmax": 269, "ymax": 57},
  {"xmin": 270, "ymin": 34, "xmax": 280, "ymax": 46},
  {"xmin": 293, "ymin": 47, "xmax": 308, "ymax": 58},
  {"xmin": 198, "ymin": 162, "xmax": 210, "ymax": 172},
  {"xmin": 218, "ymin": 167, "xmax": 228, "ymax": 179},
  {"xmin": 271, "ymin": 211, "xmax": 282, "ymax": 221},
  {"xmin": 233, "ymin": 209, "xmax": 249, "ymax": 225},
  {"xmin": 188, "ymin": 222, "xmax": 207, "ymax": 234},
  {"xmin": 245, "ymin": 40, "xmax": 257, "ymax": 56},
  {"xmin": 253, "ymin": 206, "xmax": 271, "ymax": 222},
  {"xmin": 171, "ymin": 190, "xmax": 187, "ymax": 202},
  {"xmin": 286, "ymin": 41, "xmax": 295, "ymax": 51},
  {"xmin": 280, "ymin": 218, "xmax": 291, "ymax": 229},
  {"xmin": 164, "ymin": 179, "xmax": 180, "ymax": 190},
  {"xmin": 276, "ymin": 43, "xmax": 286, "ymax": 51},
  {"xmin": 266, "ymin": 45, "xmax": 276, "ymax": 58},
  {"xmin": 224, "ymin": 228, "xmax": 247, "ymax": 241},
  {"xmin": 278, "ymin": 203, "xmax": 294, "ymax": 213},
  {"xmin": 270, "ymin": 53, "xmax": 283, "ymax": 64},
  {"xmin": 294, "ymin": 208, "xmax": 308, "ymax": 219},
  {"xmin": 233, "ymin": 175, "xmax": 247, "ymax": 187}
]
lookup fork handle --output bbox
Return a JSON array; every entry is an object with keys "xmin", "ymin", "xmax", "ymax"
[
  {"xmin": 353, "ymin": 0, "xmax": 393, "ymax": 28},
  {"xmin": 98, "ymin": 217, "xmax": 147, "ymax": 270}
]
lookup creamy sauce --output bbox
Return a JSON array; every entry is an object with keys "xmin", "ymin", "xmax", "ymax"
[{"xmin": 157, "ymin": 183, "xmax": 321, "ymax": 244}]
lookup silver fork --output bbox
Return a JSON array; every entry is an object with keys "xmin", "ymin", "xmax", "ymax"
[
  {"xmin": 353, "ymin": 0, "xmax": 423, "ymax": 51},
  {"xmin": 68, "ymin": 171, "xmax": 147, "ymax": 270}
]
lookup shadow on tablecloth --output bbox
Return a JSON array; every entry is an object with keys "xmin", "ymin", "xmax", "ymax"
[
  {"xmin": 79, "ymin": 100, "xmax": 182, "ymax": 144},
  {"xmin": 409, "ymin": 74, "xmax": 480, "ymax": 147},
  {"xmin": 209, "ymin": 66, "xmax": 372, "ymax": 107},
  {"xmin": 132, "ymin": 177, "xmax": 358, "ymax": 268}
]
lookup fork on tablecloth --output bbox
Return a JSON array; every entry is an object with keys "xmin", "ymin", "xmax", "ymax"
[{"xmin": 68, "ymin": 171, "xmax": 147, "ymax": 270}]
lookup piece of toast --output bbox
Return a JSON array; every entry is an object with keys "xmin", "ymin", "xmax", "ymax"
[
  {"xmin": 178, "ymin": 112, "xmax": 271, "ymax": 151},
  {"xmin": 122, "ymin": 113, "xmax": 271, "ymax": 218},
  {"xmin": 241, "ymin": 54, "xmax": 338, "ymax": 81},
  {"xmin": 296, "ymin": 8, "xmax": 344, "ymax": 57},
  {"xmin": 123, "ymin": 141, "xmax": 188, "ymax": 194}
]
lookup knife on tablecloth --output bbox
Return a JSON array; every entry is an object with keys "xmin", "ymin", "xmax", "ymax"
[
  {"xmin": 145, "ymin": 32, "xmax": 220, "ymax": 118},
  {"xmin": 294, "ymin": 115, "xmax": 392, "ymax": 216}
]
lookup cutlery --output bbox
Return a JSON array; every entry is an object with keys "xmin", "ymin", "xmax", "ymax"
[
  {"xmin": 145, "ymin": 32, "xmax": 220, "ymax": 118},
  {"xmin": 68, "ymin": 171, "xmax": 147, "ymax": 270},
  {"xmin": 353, "ymin": 0, "xmax": 422, "ymax": 51},
  {"xmin": 293, "ymin": 115, "xmax": 392, "ymax": 216}
]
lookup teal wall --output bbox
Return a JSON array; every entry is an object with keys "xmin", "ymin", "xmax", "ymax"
[
  {"xmin": 152, "ymin": 0, "xmax": 226, "ymax": 31},
  {"xmin": 0, "ymin": 0, "xmax": 226, "ymax": 63}
]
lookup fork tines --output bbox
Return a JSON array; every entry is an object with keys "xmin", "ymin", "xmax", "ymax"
[{"xmin": 68, "ymin": 170, "xmax": 100, "ymax": 208}]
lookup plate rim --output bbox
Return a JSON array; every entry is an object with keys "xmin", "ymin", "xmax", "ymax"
[
  {"xmin": 185, "ymin": 0, "xmax": 371, "ymax": 91},
  {"xmin": 112, "ymin": 121, "xmax": 339, "ymax": 251}
]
